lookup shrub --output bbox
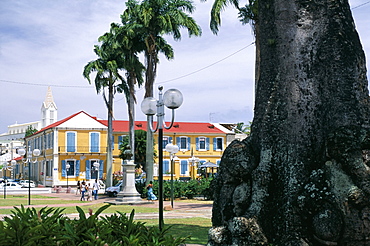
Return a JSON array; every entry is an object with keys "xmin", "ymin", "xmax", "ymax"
[
  {"xmin": 136, "ymin": 179, "xmax": 214, "ymax": 200},
  {"xmin": 0, "ymin": 205, "xmax": 188, "ymax": 246}
]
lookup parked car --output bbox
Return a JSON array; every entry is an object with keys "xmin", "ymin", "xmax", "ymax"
[
  {"xmin": 0, "ymin": 178, "xmax": 16, "ymax": 183},
  {"xmin": 105, "ymin": 181, "xmax": 123, "ymax": 197},
  {"xmin": 0, "ymin": 182, "xmax": 22, "ymax": 189},
  {"xmin": 19, "ymin": 180, "xmax": 36, "ymax": 188}
]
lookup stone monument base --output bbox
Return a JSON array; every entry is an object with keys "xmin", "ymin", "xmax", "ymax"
[{"xmin": 106, "ymin": 193, "xmax": 154, "ymax": 205}]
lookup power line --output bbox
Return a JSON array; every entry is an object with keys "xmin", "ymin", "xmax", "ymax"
[
  {"xmin": 1, "ymin": 0, "xmax": 367, "ymax": 89},
  {"xmin": 0, "ymin": 79, "xmax": 92, "ymax": 88},
  {"xmin": 0, "ymin": 42, "xmax": 254, "ymax": 89},
  {"xmin": 159, "ymin": 42, "xmax": 255, "ymax": 84},
  {"xmin": 352, "ymin": 0, "xmax": 370, "ymax": 9}
]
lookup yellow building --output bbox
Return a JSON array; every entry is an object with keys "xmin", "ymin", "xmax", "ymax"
[{"xmin": 17, "ymin": 111, "xmax": 241, "ymax": 187}]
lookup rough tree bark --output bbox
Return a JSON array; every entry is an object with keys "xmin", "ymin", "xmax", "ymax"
[{"xmin": 209, "ymin": 0, "xmax": 370, "ymax": 245}]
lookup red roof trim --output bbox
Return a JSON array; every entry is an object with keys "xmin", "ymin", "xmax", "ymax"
[
  {"xmin": 27, "ymin": 111, "xmax": 229, "ymax": 138},
  {"xmin": 28, "ymin": 111, "xmax": 99, "ymax": 138}
]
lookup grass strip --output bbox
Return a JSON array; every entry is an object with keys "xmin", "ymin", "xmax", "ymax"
[{"xmin": 140, "ymin": 217, "xmax": 211, "ymax": 245}]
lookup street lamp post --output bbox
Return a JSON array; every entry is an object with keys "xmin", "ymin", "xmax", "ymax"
[
  {"xmin": 18, "ymin": 147, "xmax": 40, "ymax": 205},
  {"xmin": 66, "ymin": 163, "xmax": 70, "ymax": 192},
  {"xmin": 188, "ymin": 154, "xmax": 199, "ymax": 180},
  {"xmin": 2, "ymin": 167, "xmax": 6, "ymax": 199},
  {"xmin": 3, "ymin": 160, "xmax": 17, "ymax": 199},
  {"xmin": 165, "ymin": 142, "xmax": 179, "ymax": 208},
  {"xmin": 141, "ymin": 86, "xmax": 183, "ymax": 230}
]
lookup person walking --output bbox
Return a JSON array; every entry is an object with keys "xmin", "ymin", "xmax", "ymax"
[
  {"xmin": 76, "ymin": 180, "xmax": 81, "ymax": 195},
  {"xmin": 86, "ymin": 183, "xmax": 92, "ymax": 201},
  {"xmin": 92, "ymin": 179, "xmax": 100, "ymax": 200},
  {"xmin": 146, "ymin": 181, "xmax": 157, "ymax": 200},
  {"xmin": 80, "ymin": 181, "xmax": 86, "ymax": 201}
]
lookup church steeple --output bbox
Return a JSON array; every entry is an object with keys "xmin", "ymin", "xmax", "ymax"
[{"xmin": 41, "ymin": 86, "xmax": 58, "ymax": 128}]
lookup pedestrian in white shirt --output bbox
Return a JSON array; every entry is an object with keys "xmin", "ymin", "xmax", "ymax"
[{"xmin": 93, "ymin": 179, "xmax": 100, "ymax": 200}]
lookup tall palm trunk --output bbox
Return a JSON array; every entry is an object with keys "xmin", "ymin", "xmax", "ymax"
[
  {"xmin": 128, "ymin": 73, "xmax": 136, "ymax": 161},
  {"xmin": 106, "ymin": 77, "xmax": 114, "ymax": 188},
  {"xmin": 144, "ymin": 42, "xmax": 158, "ymax": 184}
]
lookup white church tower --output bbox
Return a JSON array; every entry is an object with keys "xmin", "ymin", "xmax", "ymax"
[{"xmin": 41, "ymin": 86, "xmax": 58, "ymax": 128}]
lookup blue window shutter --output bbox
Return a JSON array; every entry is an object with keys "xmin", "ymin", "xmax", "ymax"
[
  {"xmin": 196, "ymin": 138, "xmax": 199, "ymax": 150},
  {"xmin": 162, "ymin": 137, "xmax": 167, "ymax": 149},
  {"xmin": 206, "ymin": 138, "xmax": 210, "ymax": 150},
  {"xmin": 169, "ymin": 137, "xmax": 172, "ymax": 144},
  {"xmin": 216, "ymin": 160, "xmax": 221, "ymax": 165},
  {"xmin": 176, "ymin": 137, "xmax": 180, "ymax": 149},
  {"xmin": 112, "ymin": 136, "xmax": 114, "ymax": 150},
  {"xmin": 90, "ymin": 133, "xmax": 99, "ymax": 152},
  {"xmin": 86, "ymin": 160, "xmax": 91, "ymax": 179},
  {"xmin": 99, "ymin": 160, "xmax": 104, "ymax": 179},
  {"xmin": 76, "ymin": 160, "xmax": 80, "ymax": 176},
  {"xmin": 213, "ymin": 138, "xmax": 217, "ymax": 151},
  {"xmin": 181, "ymin": 160, "xmax": 188, "ymax": 174},
  {"xmin": 62, "ymin": 160, "xmax": 66, "ymax": 177},
  {"xmin": 51, "ymin": 132, "xmax": 54, "ymax": 148},
  {"xmin": 163, "ymin": 160, "xmax": 169, "ymax": 174},
  {"xmin": 118, "ymin": 136, "xmax": 123, "ymax": 146},
  {"xmin": 67, "ymin": 132, "xmax": 75, "ymax": 152},
  {"xmin": 187, "ymin": 137, "xmax": 190, "ymax": 150}
]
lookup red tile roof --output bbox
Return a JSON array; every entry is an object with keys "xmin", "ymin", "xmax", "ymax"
[
  {"xmin": 28, "ymin": 111, "xmax": 97, "ymax": 137},
  {"xmin": 98, "ymin": 120, "xmax": 225, "ymax": 134},
  {"xmin": 28, "ymin": 111, "xmax": 226, "ymax": 137}
]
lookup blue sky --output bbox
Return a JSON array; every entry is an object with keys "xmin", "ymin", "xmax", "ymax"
[{"xmin": 0, "ymin": 0, "xmax": 369, "ymax": 134}]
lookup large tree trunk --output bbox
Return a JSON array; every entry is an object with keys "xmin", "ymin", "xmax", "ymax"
[{"xmin": 209, "ymin": 0, "xmax": 370, "ymax": 245}]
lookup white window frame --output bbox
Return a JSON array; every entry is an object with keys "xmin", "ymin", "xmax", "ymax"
[
  {"xmin": 179, "ymin": 136, "xmax": 188, "ymax": 151},
  {"xmin": 66, "ymin": 159, "xmax": 76, "ymax": 177},
  {"xmin": 198, "ymin": 137, "xmax": 207, "ymax": 151},
  {"xmin": 89, "ymin": 132, "xmax": 100, "ymax": 152},
  {"xmin": 66, "ymin": 131, "xmax": 77, "ymax": 152},
  {"xmin": 214, "ymin": 137, "xmax": 224, "ymax": 151}
]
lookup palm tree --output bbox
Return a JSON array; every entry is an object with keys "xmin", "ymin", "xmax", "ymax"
[
  {"xmin": 119, "ymin": 130, "xmax": 156, "ymax": 169},
  {"xmin": 105, "ymin": 23, "xmax": 145, "ymax": 161},
  {"xmin": 83, "ymin": 40, "xmax": 124, "ymax": 188},
  {"xmin": 121, "ymin": 0, "xmax": 202, "ymax": 183}
]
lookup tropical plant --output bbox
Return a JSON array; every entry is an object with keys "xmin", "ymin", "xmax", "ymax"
[
  {"xmin": 25, "ymin": 125, "xmax": 38, "ymax": 137},
  {"xmin": 210, "ymin": 0, "xmax": 257, "ymax": 34},
  {"xmin": 120, "ymin": 0, "xmax": 202, "ymax": 184},
  {"xmin": 234, "ymin": 121, "xmax": 251, "ymax": 135},
  {"xmin": 83, "ymin": 40, "xmax": 124, "ymax": 188},
  {"xmin": 102, "ymin": 23, "xmax": 146, "ymax": 159},
  {"xmin": 0, "ymin": 205, "xmax": 188, "ymax": 245},
  {"xmin": 119, "ymin": 130, "xmax": 156, "ymax": 172}
]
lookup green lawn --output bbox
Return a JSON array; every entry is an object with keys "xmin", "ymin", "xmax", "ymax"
[
  {"xmin": 0, "ymin": 195, "xmax": 211, "ymax": 245},
  {"xmin": 142, "ymin": 217, "xmax": 211, "ymax": 245}
]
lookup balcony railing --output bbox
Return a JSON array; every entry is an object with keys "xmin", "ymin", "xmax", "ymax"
[{"xmin": 58, "ymin": 146, "xmax": 107, "ymax": 153}]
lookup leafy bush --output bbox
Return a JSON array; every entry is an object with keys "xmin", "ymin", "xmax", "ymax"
[
  {"xmin": 0, "ymin": 205, "xmax": 188, "ymax": 246},
  {"xmin": 138, "ymin": 179, "xmax": 214, "ymax": 200}
]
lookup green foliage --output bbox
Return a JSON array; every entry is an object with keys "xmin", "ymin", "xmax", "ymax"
[
  {"xmin": 0, "ymin": 205, "xmax": 187, "ymax": 246},
  {"xmin": 238, "ymin": 0, "xmax": 258, "ymax": 25},
  {"xmin": 210, "ymin": 0, "xmax": 258, "ymax": 34},
  {"xmin": 119, "ymin": 130, "xmax": 156, "ymax": 170},
  {"xmin": 139, "ymin": 179, "xmax": 214, "ymax": 200},
  {"xmin": 235, "ymin": 121, "xmax": 252, "ymax": 135},
  {"xmin": 25, "ymin": 125, "xmax": 38, "ymax": 137}
]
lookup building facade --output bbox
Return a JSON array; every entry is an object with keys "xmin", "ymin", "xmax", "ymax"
[{"xmin": 11, "ymin": 111, "xmax": 242, "ymax": 187}]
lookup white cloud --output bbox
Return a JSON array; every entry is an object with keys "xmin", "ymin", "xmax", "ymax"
[{"xmin": 0, "ymin": 0, "xmax": 369, "ymax": 134}]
